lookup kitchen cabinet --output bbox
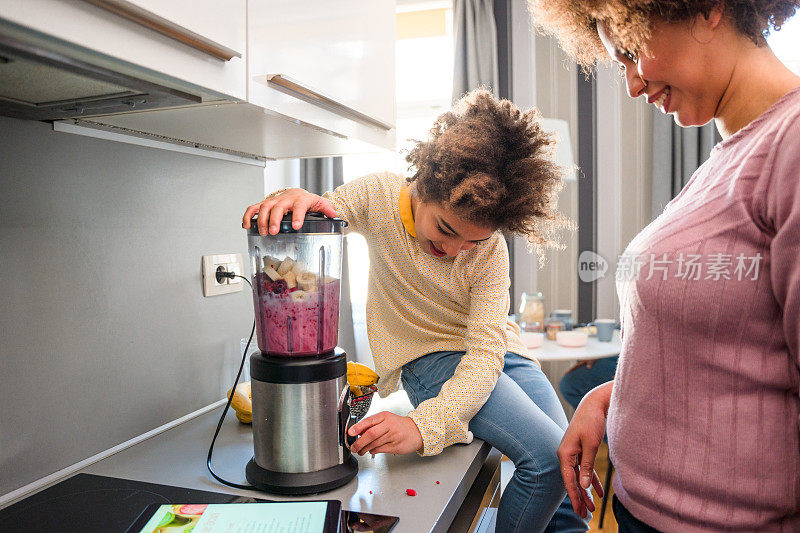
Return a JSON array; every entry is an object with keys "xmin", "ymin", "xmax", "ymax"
[
  {"xmin": 248, "ymin": 0, "xmax": 396, "ymax": 142},
  {"xmin": 0, "ymin": 0, "xmax": 396, "ymax": 159},
  {"xmin": 0, "ymin": 0, "xmax": 247, "ymax": 101}
]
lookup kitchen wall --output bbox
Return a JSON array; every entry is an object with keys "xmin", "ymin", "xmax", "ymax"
[{"xmin": 0, "ymin": 116, "xmax": 270, "ymax": 496}]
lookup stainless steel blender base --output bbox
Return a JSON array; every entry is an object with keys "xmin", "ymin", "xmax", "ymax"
[{"xmin": 245, "ymin": 455, "xmax": 358, "ymax": 495}]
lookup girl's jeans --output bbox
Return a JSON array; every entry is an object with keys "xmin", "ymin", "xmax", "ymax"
[{"xmin": 401, "ymin": 351, "xmax": 590, "ymax": 533}]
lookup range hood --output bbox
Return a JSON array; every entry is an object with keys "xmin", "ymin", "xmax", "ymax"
[{"xmin": 0, "ymin": 32, "xmax": 200, "ymax": 121}]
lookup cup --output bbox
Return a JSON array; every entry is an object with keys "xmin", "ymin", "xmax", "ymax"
[{"xmin": 591, "ymin": 319, "xmax": 616, "ymax": 342}]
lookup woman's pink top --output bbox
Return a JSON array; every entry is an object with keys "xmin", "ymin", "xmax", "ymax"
[{"xmin": 608, "ymin": 86, "xmax": 800, "ymax": 532}]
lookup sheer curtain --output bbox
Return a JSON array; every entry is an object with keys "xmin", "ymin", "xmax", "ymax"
[
  {"xmin": 452, "ymin": 0, "xmax": 499, "ymax": 100},
  {"xmin": 300, "ymin": 157, "xmax": 357, "ymax": 359}
]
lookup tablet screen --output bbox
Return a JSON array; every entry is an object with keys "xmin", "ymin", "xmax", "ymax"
[{"xmin": 135, "ymin": 502, "xmax": 332, "ymax": 532}]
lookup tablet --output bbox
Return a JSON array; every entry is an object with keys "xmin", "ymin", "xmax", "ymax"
[{"xmin": 126, "ymin": 501, "xmax": 342, "ymax": 533}]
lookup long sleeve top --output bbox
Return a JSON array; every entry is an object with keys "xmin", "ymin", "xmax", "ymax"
[
  {"xmin": 607, "ymin": 86, "xmax": 800, "ymax": 531},
  {"xmin": 323, "ymin": 171, "xmax": 531, "ymax": 455}
]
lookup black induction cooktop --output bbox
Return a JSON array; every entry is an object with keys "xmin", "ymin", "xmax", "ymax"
[{"xmin": 0, "ymin": 473, "xmax": 266, "ymax": 533}]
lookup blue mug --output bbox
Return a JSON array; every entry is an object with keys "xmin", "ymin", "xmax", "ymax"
[{"xmin": 590, "ymin": 319, "xmax": 616, "ymax": 342}]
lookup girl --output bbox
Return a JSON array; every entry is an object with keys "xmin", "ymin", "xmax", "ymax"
[
  {"xmin": 243, "ymin": 89, "xmax": 593, "ymax": 532},
  {"xmin": 529, "ymin": 1, "xmax": 800, "ymax": 530}
]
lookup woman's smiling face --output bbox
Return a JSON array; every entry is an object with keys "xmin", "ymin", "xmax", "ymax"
[
  {"xmin": 597, "ymin": 13, "xmax": 732, "ymax": 127},
  {"xmin": 411, "ymin": 193, "xmax": 495, "ymax": 258}
]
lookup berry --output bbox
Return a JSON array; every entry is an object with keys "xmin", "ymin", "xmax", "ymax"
[
  {"xmin": 406, "ymin": 489, "xmax": 417, "ymax": 496},
  {"xmin": 270, "ymin": 279, "xmax": 288, "ymax": 294}
]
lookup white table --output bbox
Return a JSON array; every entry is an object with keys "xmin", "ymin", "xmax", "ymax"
[{"xmin": 526, "ymin": 331, "xmax": 621, "ymax": 362}]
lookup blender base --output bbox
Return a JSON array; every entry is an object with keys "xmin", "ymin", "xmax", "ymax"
[{"xmin": 245, "ymin": 455, "xmax": 358, "ymax": 495}]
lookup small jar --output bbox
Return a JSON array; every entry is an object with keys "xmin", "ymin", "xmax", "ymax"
[
  {"xmin": 519, "ymin": 292, "xmax": 545, "ymax": 332},
  {"xmin": 545, "ymin": 319, "xmax": 564, "ymax": 341}
]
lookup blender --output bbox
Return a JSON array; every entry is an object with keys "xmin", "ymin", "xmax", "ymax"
[{"xmin": 244, "ymin": 213, "xmax": 358, "ymax": 495}]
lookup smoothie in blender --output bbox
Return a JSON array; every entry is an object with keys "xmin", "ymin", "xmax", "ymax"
[{"xmin": 253, "ymin": 261, "xmax": 340, "ymax": 356}]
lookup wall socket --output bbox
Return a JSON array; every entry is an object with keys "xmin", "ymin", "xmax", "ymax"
[{"xmin": 202, "ymin": 253, "xmax": 244, "ymax": 297}]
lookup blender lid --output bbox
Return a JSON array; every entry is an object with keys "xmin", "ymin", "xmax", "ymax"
[{"xmin": 247, "ymin": 213, "xmax": 348, "ymax": 235}]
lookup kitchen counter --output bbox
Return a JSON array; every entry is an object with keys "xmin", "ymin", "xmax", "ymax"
[{"xmin": 80, "ymin": 391, "xmax": 499, "ymax": 533}]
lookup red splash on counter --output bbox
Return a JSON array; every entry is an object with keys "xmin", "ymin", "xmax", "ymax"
[
  {"xmin": 406, "ymin": 489, "xmax": 417, "ymax": 496},
  {"xmin": 435, "ymin": 481, "xmax": 440, "ymax": 484},
  {"xmin": 369, "ymin": 491, "xmax": 373, "ymax": 494}
]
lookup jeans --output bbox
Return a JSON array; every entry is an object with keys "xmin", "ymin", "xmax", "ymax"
[
  {"xmin": 613, "ymin": 495, "xmax": 662, "ymax": 533},
  {"xmin": 401, "ymin": 351, "xmax": 590, "ymax": 533},
  {"xmin": 558, "ymin": 356, "xmax": 619, "ymax": 410}
]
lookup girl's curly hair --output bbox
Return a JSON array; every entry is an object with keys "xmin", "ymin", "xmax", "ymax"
[
  {"xmin": 528, "ymin": 0, "xmax": 800, "ymax": 68},
  {"xmin": 405, "ymin": 88, "xmax": 571, "ymax": 254}
]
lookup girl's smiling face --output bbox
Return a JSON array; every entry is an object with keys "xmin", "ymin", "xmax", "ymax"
[
  {"xmin": 596, "ymin": 11, "xmax": 733, "ymax": 127},
  {"xmin": 410, "ymin": 190, "xmax": 494, "ymax": 258}
]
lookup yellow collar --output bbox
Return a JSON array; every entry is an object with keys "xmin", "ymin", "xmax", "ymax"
[{"xmin": 398, "ymin": 186, "xmax": 416, "ymax": 238}]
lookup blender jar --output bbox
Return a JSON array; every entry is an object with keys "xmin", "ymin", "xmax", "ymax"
[{"xmin": 247, "ymin": 214, "xmax": 347, "ymax": 356}]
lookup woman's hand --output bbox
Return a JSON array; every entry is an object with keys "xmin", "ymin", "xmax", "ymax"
[
  {"xmin": 557, "ymin": 380, "xmax": 613, "ymax": 518},
  {"xmin": 242, "ymin": 188, "xmax": 338, "ymax": 236},
  {"xmin": 348, "ymin": 411, "xmax": 424, "ymax": 456}
]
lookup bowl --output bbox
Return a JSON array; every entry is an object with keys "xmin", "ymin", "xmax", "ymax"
[
  {"xmin": 556, "ymin": 331, "xmax": 588, "ymax": 347},
  {"xmin": 520, "ymin": 331, "xmax": 545, "ymax": 348}
]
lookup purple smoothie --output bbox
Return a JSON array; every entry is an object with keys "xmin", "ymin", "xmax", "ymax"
[{"xmin": 253, "ymin": 273, "xmax": 340, "ymax": 356}]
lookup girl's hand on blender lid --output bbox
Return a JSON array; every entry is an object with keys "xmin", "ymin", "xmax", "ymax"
[{"xmin": 242, "ymin": 189, "xmax": 338, "ymax": 236}]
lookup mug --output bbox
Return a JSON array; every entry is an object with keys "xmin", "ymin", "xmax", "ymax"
[{"xmin": 591, "ymin": 319, "xmax": 616, "ymax": 342}]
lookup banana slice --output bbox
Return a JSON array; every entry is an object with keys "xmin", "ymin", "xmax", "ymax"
[
  {"xmin": 263, "ymin": 266, "xmax": 281, "ymax": 281},
  {"xmin": 277, "ymin": 257, "xmax": 296, "ymax": 276},
  {"xmin": 290, "ymin": 290, "xmax": 308, "ymax": 301},
  {"xmin": 283, "ymin": 270, "xmax": 297, "ymax": 289},
  {"xmin": 263, "ymin": 256, "xmax": 281, "ymax": 272},
  {"xmin": 297, "ymin": 272, "xmax": 317, "ymax": 291}
]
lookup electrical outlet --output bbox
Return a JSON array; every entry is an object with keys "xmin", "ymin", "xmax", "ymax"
[{"xmin": 202, "ymin": 254, "xmax": 244, "ymax": 297}]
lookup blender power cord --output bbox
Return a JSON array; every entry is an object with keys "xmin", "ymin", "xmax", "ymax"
[{"xmin": 206, "ymin": 271, "xmax": 257, "ymax": 490}]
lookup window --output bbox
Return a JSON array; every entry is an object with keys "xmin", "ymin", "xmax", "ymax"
[
  {"xmin": 768, "ymin": 13, "xmax": 800, "ymax": 75},
  {"xmin": 342, "ymin": 1, "xmax": 453, "ymax": 363}
]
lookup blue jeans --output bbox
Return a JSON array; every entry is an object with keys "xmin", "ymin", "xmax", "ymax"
[
  {"xmin": 558, "ymin": 356, "xmax": 618, "ymax": 410},
  {"xmin": 402, "ymin": 351, "xmax": 590, "ymax": 533}
]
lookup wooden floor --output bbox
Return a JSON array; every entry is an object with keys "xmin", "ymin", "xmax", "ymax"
[
  {"xmin": 588, "ymin": 441, "xmax": 618, "ymax": 532},
  {"xmin": 499, "ymin": 441, "xmax": 618, "ymax": 531}
]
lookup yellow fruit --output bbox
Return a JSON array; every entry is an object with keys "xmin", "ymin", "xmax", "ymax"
[
  {"xmin": 347, "ymin": 362, "xmax": 379, "ymax": 387},
  {"xmin": 227, "ymin": 382, "xmax": 252, "ymax": 424}
]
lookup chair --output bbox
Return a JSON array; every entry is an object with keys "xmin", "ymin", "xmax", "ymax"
[{"xmin": 598, "ymin": 457, "xmax": 614, "ymax": 528}]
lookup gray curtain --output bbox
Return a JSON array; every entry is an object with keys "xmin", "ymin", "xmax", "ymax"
[
  {"xmin": 452, "ymin": 0, "xmax": 499, "ymax": 101},
  {"xmin": 651, "ymin": 111, "xmax": 721, "ymax": 216},
  {"xmin": 300, "ymin": 157, "xmax": 357, "ymax": 359}
]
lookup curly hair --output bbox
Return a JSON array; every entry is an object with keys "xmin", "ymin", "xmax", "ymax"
[
  {"xmin": 405, "ymin": 88, "xmax": 571, "ymax": 253},
  {"xmin": 528, "ymin": 0, "xmax": 800, "ymax": 67}
]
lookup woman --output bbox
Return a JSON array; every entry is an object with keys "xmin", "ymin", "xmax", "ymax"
[{"xmin": 528, "ymin": 1, "xmax": 800, "ymax": 531}]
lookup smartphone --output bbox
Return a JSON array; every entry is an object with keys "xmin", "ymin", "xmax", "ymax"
[{"xmin": 342, "ymin": 510, "xmax": 399, "ymax": 533}]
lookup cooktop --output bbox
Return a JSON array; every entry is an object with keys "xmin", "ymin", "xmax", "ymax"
[{"xmin": 0, "ymin": 473, "xmax": 264, "ymax": 532}]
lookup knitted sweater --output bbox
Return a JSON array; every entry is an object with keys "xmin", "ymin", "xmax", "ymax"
[{"xmin": 608, "ymin": 87, "xmax": 800, "ymax": 531}]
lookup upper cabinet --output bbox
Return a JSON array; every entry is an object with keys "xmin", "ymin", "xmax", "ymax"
[
  {"xmin": 0, "ymin": 0, "xmax": 247, "ymax": 101},
  {"xmin": 248, "ymin": 0, "xmax": 395, "ymax": 134},
  {"xmin": 0, "ymin": 0, "xmax": 396, "ymax": 158}
]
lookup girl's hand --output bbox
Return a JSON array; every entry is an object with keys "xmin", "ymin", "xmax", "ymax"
[
  {"xmin": 348, "ymin": 411, "xmax": 424, "ymax": 456},
  {"xmin": 242, "ymin": 188, "xmax": 338, "ymax": 236},
  {"xmin": 557, "ymin": 381, "xmax": 613, "ymax": 518}
]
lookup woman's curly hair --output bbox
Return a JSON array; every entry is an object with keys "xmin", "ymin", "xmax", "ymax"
[
  {"xmin": 528, "ymin": 0, "xmax": 800, "ymax": 68},
  {"xmin": 405, "ymin": 88, "xmax": 571, "ymax": 254}
]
